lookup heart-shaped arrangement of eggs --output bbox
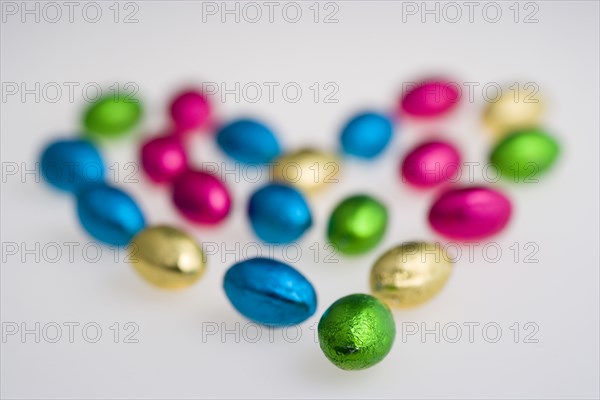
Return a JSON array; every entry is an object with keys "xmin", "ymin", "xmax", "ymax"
[{"xmin": 40, "ymin": 78, "xmax": 559, "ymax": 370}]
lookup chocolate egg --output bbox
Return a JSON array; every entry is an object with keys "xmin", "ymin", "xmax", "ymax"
[
  {"xmin": 483, "ymin": 87, "xmax": 543, "ymax": 136},
  {"xmin": 76, "ymin": 184, "xmax": 145, "ymax": 246},
  {"xmin": 83, "ymin": 94, "xmax": 142, "ymax": 139},
  {"xmin": 428, "ymin": 187, "xmax": 512, "ymax": 240},
  {"xmin": 129, "ymin": 225, "xmax": 206, "ymax": 289},
  {"xmin": 401, "ymin": 140, "xmax": 461, "ymax": 188},
  {"xmin": 40, "ymin": 138, "xmax": 105, "ymax": 192},
  {"xmin": 224, "ymin": 257, "xmax": 317, "ymax": 326},
  {"xmin": 340, "ymin": 112, "xmax": 394, "ymax": 159},
  {"xmin": 318, "ymin": 294, "xmax": 395, "ymax": 370},
  {"xmin": 399, "ymin": 80, "xmax": 460, "ymax": 118},
  {"xmin": 490, "ymin": 128, "xmax": 559, "ymax": 182},
  {"xmin": 370, "ymin": 242, "xmax": 453, "ymax": 307},
  {"xmin": 248, "ymin": 183, "xmax": 312, "ymax": 244},
  {"xmin": 171, "ymin": 169, "xmax": 232, "ymax": 225},
  {"xmin": 327, "ymin": 195, "xmax": 387, "ymax": 255},
  {"xmin": 272, "ymin": 148, "xmax": 340, "ymax": 193},
  {"xmin": 216, "ymin": 119, "xmax": 281, "ymax": 164}
]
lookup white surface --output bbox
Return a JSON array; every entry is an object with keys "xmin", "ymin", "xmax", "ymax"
[{"xmin": 1, "ymin": 1, "xmax": 599, "ymax": 399}]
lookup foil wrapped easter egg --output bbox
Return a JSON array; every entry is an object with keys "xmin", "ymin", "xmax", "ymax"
[
  {"xmin": 399, "ymin": 80, "xmax": 460, "ymax": 117},
  {"xmin": 129, "ymin": 225, "xmax": 205, "ymax": 289},
  {"xmin": 223, "ymin": 257, "xmax": 317, "ymax": 326},
  {"xmin": 216, "ymin": 119, "xmax": 281, "ymax": 164},
  {"xmin": 272, "ymin": 148, "xmax": 340, "ymax": 193},
  {"xmin": 76, "ymin": 184, "xmax": 145, "ymax": 246},
  {"xmin": 428, "ymin": 187, "xmax": 512, "ymax": 240},
  {"xmin": 170, "ymin": 90, "xmax": 211, "ymax": 132},
  {"xmin": 171, "ymin": 169, "xmax": 231, "ymax": 225},
  {"xmin": 248, "ymin": 183, "xmax": 312, "ymax": 244},
  {"xmin": 489, "ymin": 128, "xmax": 559, "ymax": 182},
  {"xmin": 370, "ymin": 242, "xmax": 453, "ymax": 308},
  {"xmin": 483, "ymin": 87, "xmax": 543, "ymax": 137},
  {"xmin": 318, "ymin": 294, "xmax": 395, "ymax": 370},
  {"xmin": 401, "ymin": 140, "xmax": 461, "ymax": 188},
  {"xmin": 328, "ymin": 195, "xmax": 387, "ymax": 255},
  {"xmin": 340, "ymin": 112, "xmax": 394, "ymax": 159},
  {"xmin": 83, "ymin": 94, "xmax": 142, "ymax": 139},
  {"xmin": 141, "ymin": 135, "xmax": 188, "ymax": 183},
  {"xmin": 40, "ymin": 139, "xmax": 104, "ymax": 192}
]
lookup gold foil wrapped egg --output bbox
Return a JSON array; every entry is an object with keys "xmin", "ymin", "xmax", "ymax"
[
  {"xmin": 483, "ymin": 86, "xmax": 544, "ymax": 137},
  {"xmin": 370, "ymin": 242, "xmax": 453, "ymax": 308},
  {"xmin": 128, "ymin": 225, "xmax": 206, "ymax": 289},
  {"xmin": 272, "ymin": 148, "xmax": 340, "ymax": 193}
]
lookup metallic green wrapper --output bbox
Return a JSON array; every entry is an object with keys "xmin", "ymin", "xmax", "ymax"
[{"xmin": 318, "ymin": 293, "xmax": 396, "ymax": 370}]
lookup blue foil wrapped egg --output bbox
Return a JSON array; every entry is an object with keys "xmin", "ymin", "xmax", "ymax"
[
  {"xmin": 340, "ymin": 112, "xmax": 394, "ymax": 159},
  {"xmin": 224, "ymin": 257, "xmax": 317, "ymax": 326},
  {"xmin": 40, "ymin": 139, "xmax": 105, "ymax": 192},
  {"xmin": 248, "ymin": 183, "xmax": 312, "ymax": 243},
  {"xmin": 216, "ymin": 119, "xmax": 281, "ymax": 164},
  {"xmin": 76, "ymin": 184, "xmax": 145, "ymax": 246}
]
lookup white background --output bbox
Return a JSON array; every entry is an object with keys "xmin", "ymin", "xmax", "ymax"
[{"xmin": 1, "ymin": 1, "xmax": 599, "ymax": 399}]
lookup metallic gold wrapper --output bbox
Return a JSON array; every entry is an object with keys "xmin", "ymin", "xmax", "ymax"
[
  {"xmin": 128, "ymin": 225, "xmax": 206, "ymax": 289},
  {"xmin": 272, "ymin": 149, "xmax": 340, "ymax": 193},
  {"xmin": 370, "ymin": 242, "xmax": 453, "ymax": 307},
  {"xmin": 483, "ymin": 87, "xmax": 544, "ymax": 138}
]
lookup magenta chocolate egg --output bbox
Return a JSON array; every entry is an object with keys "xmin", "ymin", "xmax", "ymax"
[
  {"xmin": 401, "ymin": 141, "xmax": 461, "ymax": 188},
  {"xmin": 399, "ymin": 80, "xmax": 460, "ymax": 118},
  {"xmin": 428, "ymin": 187, "xmax": 512, "ymax": 240},
  {"xmin": 141, "ymin": 135, "xmax": 188, "ymax": 184},
  {"xmin": 170, "ymin": 90, "xmax": 211, "ymax": 132},
  {"xmin": 172, "ymin": 169, "xmax": 231, "ymax": 224}
]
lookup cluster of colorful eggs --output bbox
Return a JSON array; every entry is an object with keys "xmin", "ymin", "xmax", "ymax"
[{"xmin": 39, "ymin": 79, "xmax": 560, "ymax": 371}]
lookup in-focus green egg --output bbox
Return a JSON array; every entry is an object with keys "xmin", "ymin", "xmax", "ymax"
[
  {"xmin": 83, "ymin": 94, "xmax": 142, "ymax": 139},
  {"xmin": 318, "ymin": 294, "xmax": 396, "ymax": 370},
  {"xmin": 327, "ymin": 195, "xmax": 387, "ymax": 255},
  {"xmin": 490, "ymin": 128, "xmax": 559, "ymax": 182}
]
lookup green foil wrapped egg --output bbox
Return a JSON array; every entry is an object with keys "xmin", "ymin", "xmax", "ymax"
[
  {"xmin": 490, "ymin": 128, "xmax": 559, "ymax": 182},
  {"xmin": 318, "ymin": 294, "xmax": 396, "ymax": 370},
  {"xmin": 83, "ymin": 94, "xmax": 142, "ymax": 139},
  {"xmin": 327, "ymin": 195, "xmax": 387, "ymax": 255}
]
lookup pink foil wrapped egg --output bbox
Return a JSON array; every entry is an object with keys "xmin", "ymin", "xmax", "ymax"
[
  {"xmin": 141, "ymin": 135, "xmax": 188, "ymax": 183},
  {"xmin": 428, "ymin": 187, "xmax": 512, "ymax": 240},
  {"xmin": 400, "ymin": 80, "xmax": 460, "ymax": 117},
  {"xmin": 170, "ymin": 90, "xmax": 211, "ymax": 132},
  {"xmin": 401, "ymin": 141, "xmax": 461, "ymax": 188},
  {"xmin": 172, "ymin": 169, "xmax": 231, "ymax": 224}
]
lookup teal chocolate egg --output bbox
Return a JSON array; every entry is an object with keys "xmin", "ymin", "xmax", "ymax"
[
  {"xmin": 40, "ymin": 138, "xmax": 104, "ymax": 193},
  {"xmin": 248, "ymin": 183, "xmax": 312, "ymax": 244},
  {"xmin": 76, "ymin": 184, "xmax": 145, "ymax": 246},
  {"xmin": 224, "ymin": 257, "xmax": 317, "ymax": 326},
  {"xmin": 340, "ymin": 112, "xmax": 394, "ymax": 159},
  {"xmin": 216, "ymin": 119, "xmax": 281, "ymax": 164}
]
